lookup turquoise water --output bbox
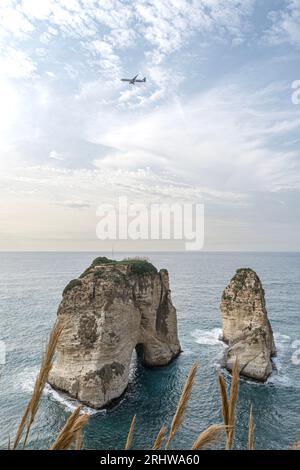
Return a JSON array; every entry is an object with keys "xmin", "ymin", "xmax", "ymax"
[{"xmin": 0, "ymin": 252, "xmax": 299, "ymax": 450}]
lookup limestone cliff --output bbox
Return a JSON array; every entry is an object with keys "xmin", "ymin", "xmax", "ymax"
[
  {"xmin": 220, "ymin": 268, "xmax": 276, "ymax": 382},
  {"xmin": 48, "ymin": 257, "xmax": 181, "ymax": 408}
]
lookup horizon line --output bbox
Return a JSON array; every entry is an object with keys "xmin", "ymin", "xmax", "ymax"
[{"xmin": 1, "ymin": 250, "xmax": 300, "ymax": 254}]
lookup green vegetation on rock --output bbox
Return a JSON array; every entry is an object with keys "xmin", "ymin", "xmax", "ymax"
[
  {"xmin": 63, "ymin": 279, "xmax": 82, "ymax": 296},
  {"xmin": 128, "ymin": 260, "xmax": 157, "ymax": 275},
  {"xmin": 79, "ymin": 257, "xmax": 158, "ymax": 278}
]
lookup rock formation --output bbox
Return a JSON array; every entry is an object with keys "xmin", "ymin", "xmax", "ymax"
[
  {"xmin": 220, "ymin": 268, "xmax": 276, "ymax": 382},
  {"xmin": 48, "ymin": 257, "xmax": 181, "ymax": 408}
]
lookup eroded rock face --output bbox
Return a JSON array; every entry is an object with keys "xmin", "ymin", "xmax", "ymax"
[
  {"xmin": 220, "ymin": 268, "xmax": 276, "ymax": 382},
  {"xmin": 48, "ymin": 258, "xmax": 181, "ymax": 408}
]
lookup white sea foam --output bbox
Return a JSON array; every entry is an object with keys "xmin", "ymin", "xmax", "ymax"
[
  {"xmin": 17, "ymin": 366, "xmax": 103, "ymax": 415},
  {"xmin": 16, "ymin": 366, "xmax": 39, "ymax": 394},
  {"xmin": 16, "ymin": 329, "xmax": 298, "ymax": 416},
  {"xmin": 268, "ymin": 332, "xmax": 298, "ymax": 388},
  {"xmin": 191, "ymin": 328, "xmax": 225, "ymax": 346},
  {"xmin": 273, "ymin": 332, "xmax": 292, "ymax": 352},
  {"xmin": 181, "ymin": 348, "xmax": 195, "ymax": 356},
  {"xmin": 17, "ymin": 360, "xmax": 139, "ymax": 415},
  {"xmin": 243, "ymin": 332, "xmax": 297, "ymax": 388},
  {"xmin": 193, "ymin": 329, "xmax": 299, "ymax": 389},
  {"xmin": 44, "ymin": 384, "xmax": 104, "ymax": 416}
]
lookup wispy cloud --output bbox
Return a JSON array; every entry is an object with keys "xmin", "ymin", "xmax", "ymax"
[
  {"xmin": 266, "ymin": 0, "xmax": 300, "ymax": 48},
  {"xmin": 1, "ymin": 1, "xmax": 300, "ymax": 249},
  {"xmin": 49, "ymin": 150, "xmax": 64, "ymax": 161},
  {"xmin": 0, "ymin": 47, "xmax": 36, "ymax": 79},
  {"xmin": 89, "ymin": 81, "xmax": 300, "ymax": 193},
  {"xmin": 58, "ymin": 199, "xmax": 91, "ymax": 209},
  {"xmin": 0, "ymin": 0, "xmax": 258, "ymax": 84}
]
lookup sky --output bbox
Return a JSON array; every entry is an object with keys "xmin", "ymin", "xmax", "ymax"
[{"xmin": 0, "ymin": 0, "xmax": 300, "ymax": 251}]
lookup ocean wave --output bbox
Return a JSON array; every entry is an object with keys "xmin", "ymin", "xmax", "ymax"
[
  {"xmin": 17, "ymin": 366, "xmax": 103, "ymax": 415},
  {"xmin": 191, "ymin": 328, "xmax": 225, "ymax": 346},
  {"xmin": 267, "ymin": 368, "xmax": 295, "ymax": 388},
  {"xmin": 44, "ymin": 384, "xmax": 104, "ymax": 416},
  {"xmin": 273, "ymin": 332, "xmax": 291, "ymax": 349},
  {"xmin": 16, "ymin": 366, "xmax": 39, "ymax": 394},
  {"xmin": 181, "ymin": 348, "xmax": 195, "ymax": 356},
  {"xmin": 17, "ymin": 361, "xmax": 139, "ymax": 415},
  {"xmin": 16, "ymin": 329, "xmax": 298, "ymax": 416},
  {"xmin": 198, "ymin": 330, "xmax": 299, "ymax": 389},
  {"xmin": 268, "ymin": 332, "xmax": 298, "ymax": 388}
]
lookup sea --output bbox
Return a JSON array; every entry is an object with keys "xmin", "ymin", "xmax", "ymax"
[{"xmin": 0, "ymin": 251, "xmax": 299, "ymax": 450}]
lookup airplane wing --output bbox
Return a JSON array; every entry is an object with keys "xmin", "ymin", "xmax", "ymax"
[{"xmin": 121, "ymin": 75, "xmax": 143, "ymax": 83}]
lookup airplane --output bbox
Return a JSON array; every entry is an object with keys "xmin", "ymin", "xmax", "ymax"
[{"xmin": 121, "ymin": 74, "xmax": 146, "ymax": 85}]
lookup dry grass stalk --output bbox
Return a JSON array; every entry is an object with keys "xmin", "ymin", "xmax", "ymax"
[
  {"xmin": 191, "ymin": 424, "xmax": 229, "ymax": 450},
  {"xmin": 291, "ymin": 441, "xmax": 300, "ymax": 450},
  {"xmin": 50, "ymin": 406, "xmax": 89, "ymax": 450},
  {"xmin": 152, "ymin": 425, "xmax": 167, "ymax": 450},
  {"xmin": 218, "ymin": 374, "xmax": 229, "ymax": 435},
  {"xmin": 226, "ymin": 357, "xmax": 240, "ymax": 450},
  {"xmin": 13, "ymin": 320, "xmax": 63, "ymax": 449},
  {"xmin": 247, "ymin": 405, "xmax": 255, "ymax": 450},
  {"xmin": 165, "ymin": 362, "xmax": 199, "ymax": 449},
  {"xmin": 125, "ymin": 415, "xmax": 136, "ymax": 450},
  {"xmin": 75, "ymin": 429, "xmax": 82, "ymax": 450}
]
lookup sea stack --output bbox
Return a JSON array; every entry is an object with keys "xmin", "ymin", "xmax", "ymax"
[
  {"xmin": 220, "ymin": 268, "xmax": 276, "ymax": 382},
  {"xmin": 48, "ymin": 257, "xmax": 181, "ymax": 408}
]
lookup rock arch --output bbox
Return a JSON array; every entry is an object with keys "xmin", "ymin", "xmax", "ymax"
[{"xmin": 48, "ymin": 258, "xmax": 181, "ymax": 408}]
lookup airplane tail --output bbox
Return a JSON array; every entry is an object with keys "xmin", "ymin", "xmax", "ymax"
[{"xmin": 143, "ymin": 77, "xmax": 146, "ymax": 82}]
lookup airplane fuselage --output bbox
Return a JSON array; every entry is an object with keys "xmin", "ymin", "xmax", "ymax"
[{"xmin": 121, "ymin": 75, "xmax": 146, "ymax": 85}]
